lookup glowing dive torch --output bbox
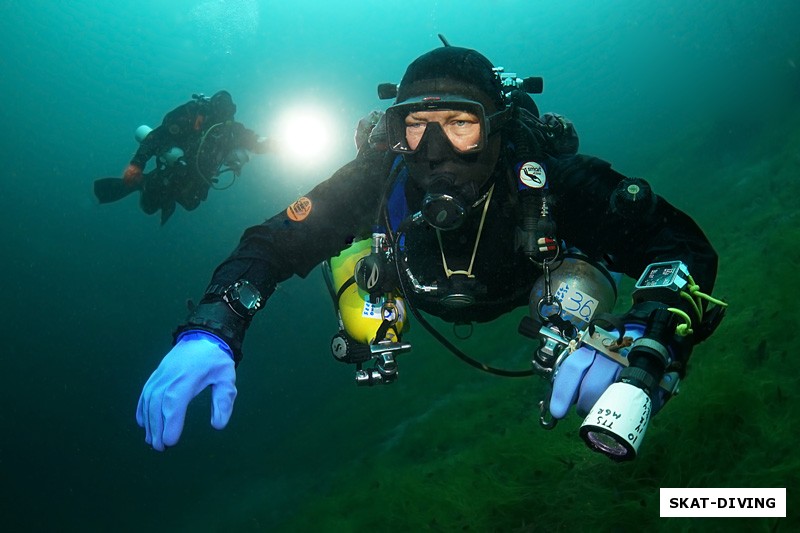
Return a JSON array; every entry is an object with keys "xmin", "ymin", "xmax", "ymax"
[{"xmin": 579, "ymin": 308, "xmax": 678, "ymax": 461}]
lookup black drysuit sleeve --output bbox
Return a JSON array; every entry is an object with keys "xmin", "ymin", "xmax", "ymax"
[
  {"xmin": 548, "ymin": 155, "xmax": 718, "ymax": 294},
  {"xmin": 175, "ymin": 149, "xmax": 394, "ymax": 360},
  {"xmin": 211, "ymin": 150, "xmax": 392, "ymax": 295},
  {"xmin": 230, "ymin": 122, "xmax": 263, "ymax": 153}
]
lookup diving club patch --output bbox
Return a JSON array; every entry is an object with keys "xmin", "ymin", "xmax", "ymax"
[
  {"xmin": 519, "ymin": 161, "xmax": 546, "ymax": 189},
  {"xmin": 287, "ymin": 196, "xmax": 313, "ymax": 221}
]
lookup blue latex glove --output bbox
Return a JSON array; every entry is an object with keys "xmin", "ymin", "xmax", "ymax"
[
  {"xmin": 136, "ymin": 330, "xmax": 237, "ymax": 451},
  {"xmin": 549, "ymin": 324, "xmax": 645, "ymax": 419}
]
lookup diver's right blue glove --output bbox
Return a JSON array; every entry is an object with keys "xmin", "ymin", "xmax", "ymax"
[
  {"xmin": 548, "ymin": 345, "xmax": 623, "ymax": 419},
  {"xmin": 548, "ymin": 324, "xmax": 646, "ymax": 419},
  {"xmin": 136, "ymin": 330, "xmax": 237, "ymax": 451}
]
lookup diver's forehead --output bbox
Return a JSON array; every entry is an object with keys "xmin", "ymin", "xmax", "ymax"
[{"xmin": 406, "ymin": 109, "xmax": 479, "ymax": 120}]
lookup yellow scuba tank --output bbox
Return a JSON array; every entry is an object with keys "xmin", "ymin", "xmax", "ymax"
[{"xmin": 329, "ymin": 239, "xmax": 407, "ymax": 344}]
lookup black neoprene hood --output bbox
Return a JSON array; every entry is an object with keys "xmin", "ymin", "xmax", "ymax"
[
  {"xmin": 210, "ymin": 90, "xmax": 237, "ymax": 120},
  {"xmin": 395, "ymin": 46, "xmax": 505, "ymax": 113}
]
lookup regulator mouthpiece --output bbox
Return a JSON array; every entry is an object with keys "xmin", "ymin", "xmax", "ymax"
[{"xmin": 420, "ymin": 193, "xmax": 468, "ymax": 231}]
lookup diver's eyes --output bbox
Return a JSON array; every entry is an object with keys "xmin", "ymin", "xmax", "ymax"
[
  {"xmin": 444, "ymin": 114, "xmax": 480, "ymax": 138},
  {"xmin": 451, "ymin": 119, "xmax": 472, "ymax": 128},
  {"xmin": 404, "ymin": 117, "xmax": 429, "ymax": 150},
  {"xmin": 449, "ymin": 110, "xmax": 480, "ymax": 124},
  {"xmin": 402, "ymin": 110, "xmax": 482, "ymax": 152}
]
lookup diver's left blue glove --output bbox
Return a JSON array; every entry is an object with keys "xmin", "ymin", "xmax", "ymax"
[{"xmin": 549, "ymin": 324, "xmax": 645, "ymax": 419}]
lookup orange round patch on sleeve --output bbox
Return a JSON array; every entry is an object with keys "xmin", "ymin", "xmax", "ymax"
[{"xmin": 286, "ymin": 196, "xmax": 313, "ymax": 221}]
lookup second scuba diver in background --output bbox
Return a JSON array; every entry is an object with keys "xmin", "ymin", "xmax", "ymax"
[{"xmin": 94, "ymin": 90, "xmax": 274, "ymax": 224}]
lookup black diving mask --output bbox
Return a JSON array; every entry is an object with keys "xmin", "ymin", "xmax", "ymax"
[{"xmin": 386, "ymin": 95, "xmax": 511, "ymax": 155}]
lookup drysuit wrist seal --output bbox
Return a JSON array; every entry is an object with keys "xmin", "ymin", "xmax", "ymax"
[{"xmin": 173, "ymin": 300, "xmax": 250, "ymax": 364}]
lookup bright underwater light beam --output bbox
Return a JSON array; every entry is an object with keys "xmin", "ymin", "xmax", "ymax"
[{"xmin": 273, "ymin": 104, "xmax": 338, "ymax": 164}]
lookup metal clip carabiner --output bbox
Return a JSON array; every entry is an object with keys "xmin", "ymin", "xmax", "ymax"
[
  {"xmin": 536, "ymin": 258, "xmax": 562, "ymax": 321},
  {"xmin": 538, "ymin": 394, "xmax": 558, "ymax": 430}
]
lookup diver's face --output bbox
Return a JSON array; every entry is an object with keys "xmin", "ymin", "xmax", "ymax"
[
  {"xmin": 404, "ymin": 109, "xmax": 482, "ymax": 153},
  {"xmin": 401, "ymin": 107, "xmax": 502, "ymax": 231},
  {"xmin": 401, "ymin": 106, "xmax": 501, "ymax": 196}
]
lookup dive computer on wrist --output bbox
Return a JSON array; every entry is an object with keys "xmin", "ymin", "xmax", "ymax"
[
  {"xmin": 632, "ymin": 261, "xmax": 690, "ymax": 306},
  {"xmin": 208, "ymin": 280, "xmax": 263, "ymax": 318}
]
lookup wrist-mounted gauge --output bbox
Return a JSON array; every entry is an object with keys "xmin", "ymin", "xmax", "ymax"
[
  {"xmin": 632, "ymin": 261, "xmax": 690, "ymax": 306},
  {"xmin": 207, "ymin": 280, "xmax": 263, "ymax": 318}
]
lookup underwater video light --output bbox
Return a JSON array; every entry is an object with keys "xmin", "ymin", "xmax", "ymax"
[{"xmin": 579, "ymin": 308, "xmax": 677, "ymax": 461}]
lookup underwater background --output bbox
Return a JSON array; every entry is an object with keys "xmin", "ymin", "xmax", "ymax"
[{"xmin": 2, "ymin": 0, "xmax": 799, "ymax": 531}]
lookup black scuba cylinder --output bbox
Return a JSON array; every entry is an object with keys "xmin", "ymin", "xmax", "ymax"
[
  {"xmin": 514, "ymin": 179, "xmax": 557, "ymax": 261},
  {"xmin": 509, "ymin": 103, "xmax": 559, "ymax": 262}
]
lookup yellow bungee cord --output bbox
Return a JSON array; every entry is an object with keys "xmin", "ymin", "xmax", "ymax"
[{"xmin": 668, "ymin": 274, "xmax": 728, "ymax": 337}]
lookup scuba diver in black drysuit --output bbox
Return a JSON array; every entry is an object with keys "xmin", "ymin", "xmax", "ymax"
[
  {"xmin": 94, "ymin": 90, "xmax": 273, "ymax": 224},
  {"xmin": 135, "ymin": 42, "xmax": 726, "ymax": 461}
]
